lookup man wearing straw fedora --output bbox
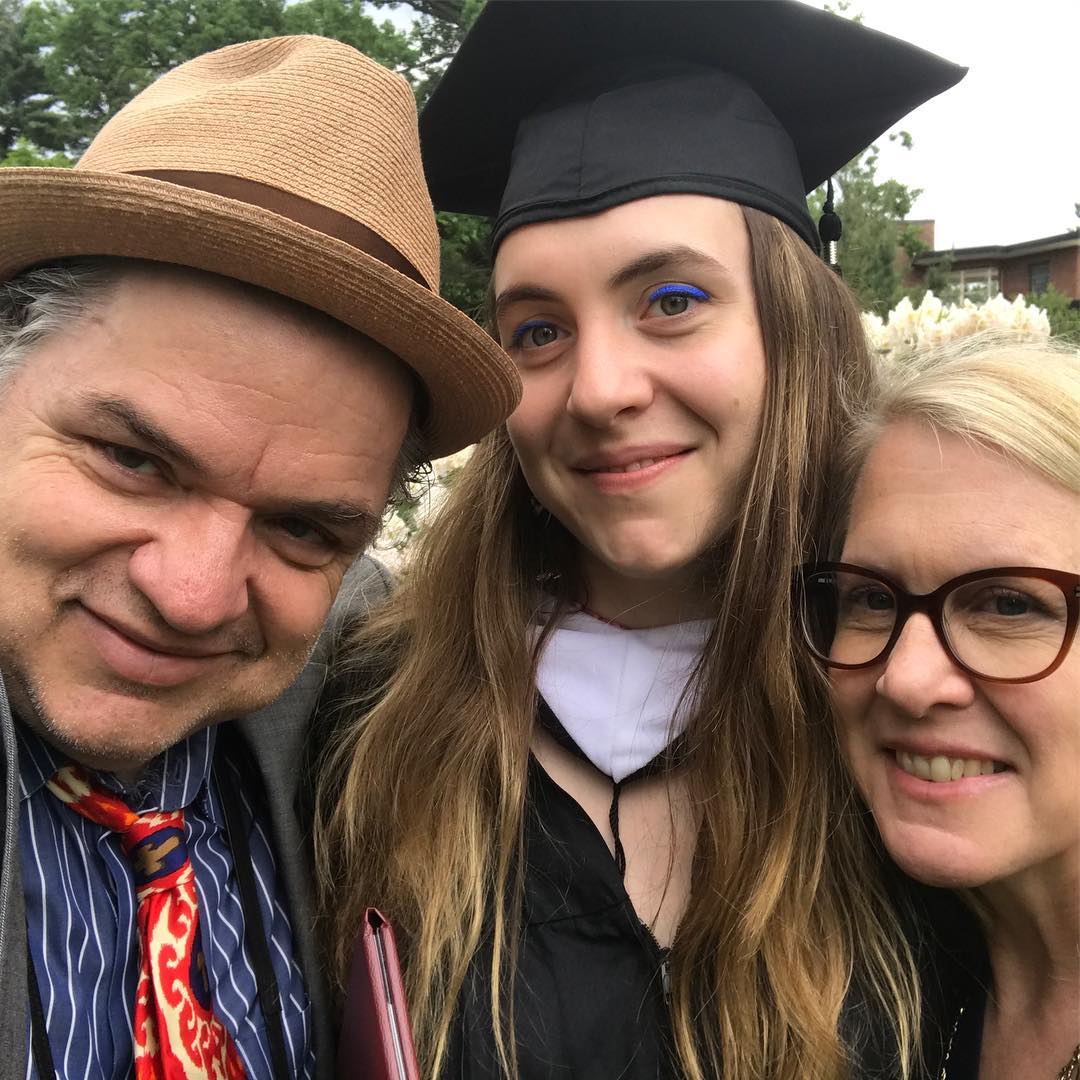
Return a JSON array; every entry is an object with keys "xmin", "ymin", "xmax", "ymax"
[{"xmin": 0, "ymin": 35, "xmax": 518, "ymax": 1080}]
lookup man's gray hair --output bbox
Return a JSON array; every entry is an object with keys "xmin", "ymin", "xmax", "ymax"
[
  {"xmin": 0, "ymin": 260, "xmax": 123, "ymax": 388},
  {"xmin": 0, "ymin": 258, "xmax": 430, "ymax": 506}
]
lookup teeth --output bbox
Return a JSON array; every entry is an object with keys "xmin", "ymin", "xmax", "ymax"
[
  {"xmin": 605, "ymin": 457, "xmax": 657, "ymax": 474},
  {"xmin": 929, "ymin": 756, "xmax": 951, "ymax": 782},
  {"xmin": 895, "ymin": 750, "xmax": 1005, "ymax": 783}
]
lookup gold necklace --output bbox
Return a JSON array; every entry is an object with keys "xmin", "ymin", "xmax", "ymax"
[
  {"xmin": 1059, "ymin": 1042, "xmax": 1080, "ymax": 1080},
  {"xmin": 940, "ymin": 1004, "xmax": 1080, "ymax": 1080},
  {"xmin": 938, "ymin": 1003, "xmax": 964, "ymax": 1080}
]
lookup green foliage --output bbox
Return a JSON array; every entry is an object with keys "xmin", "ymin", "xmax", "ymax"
[
  {"xmin": 436, "ymin": 211, "xmax": 490, "ymax": 318},
  {"xmin": 906, "ymin": 249, "xmax": 958, "ymax": 307},
  {"xmin": 0, "ymin": 0, "xmax": 71, "ymax": 154},
  {"xmin": 1028, "ymin": 285, "xmax": 1080, "ymax": 344},
  {"xmin": 808, "ymin": 133, "xmax": 923, "ymax": 316},
  {"xmin": 0, "ymin": 134, "xmax": 73, "ymax": 165},
  {"xmin": 407, "ymin": 0, "xmax": 482, "ymax": 104}
]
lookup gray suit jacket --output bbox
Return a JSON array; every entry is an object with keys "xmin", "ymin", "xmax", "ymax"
[{"xmin": 0, "ymin": 555, "xmax": 392, "ymax": 1080}]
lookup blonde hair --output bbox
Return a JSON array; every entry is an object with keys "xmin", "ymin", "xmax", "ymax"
[
  {"xmin": 850, "ymin": 331, "xmax": 1080, "ymax": 495},
  {"xmin": 317, "ymin": 208, "xmax": 921, "ymax": 1080}
]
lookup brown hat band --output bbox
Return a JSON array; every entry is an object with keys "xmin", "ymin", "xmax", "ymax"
[{"xmin": 135, "ymin": 170, "xmax": 427, "ymax": 288}]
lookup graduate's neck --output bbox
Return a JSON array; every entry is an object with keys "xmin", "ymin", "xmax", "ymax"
[{"xmin": 578, "ymin": 552, "xmax": 707, "ymax": 628}]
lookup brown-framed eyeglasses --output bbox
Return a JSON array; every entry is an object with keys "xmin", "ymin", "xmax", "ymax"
[{"xmin": 798, "ymin": 562, "xmax": 1080, "ymax": 684}]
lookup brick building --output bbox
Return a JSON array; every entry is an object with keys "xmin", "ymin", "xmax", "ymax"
[{"xmin": 905, "ymin": 221, "xmax": 1080, "ymax": 303}]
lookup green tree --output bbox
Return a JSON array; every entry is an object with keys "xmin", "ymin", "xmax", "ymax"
[
  {"xmin": 0, "ymin": 0, "xmax": 70, "ymax": 154},
  {"xmin": 1029, "ymin": 285, "xmax": 1080, "ymax": 344},
  {"xmin": 406, "ymin": 0, "xmax": 483, "ymax": 104},
  {"xmin": 916, "ymin": 248, "xmax": 958, "ymax": 306},
  {"xmin": 808, "ymin": 133, "xmax": 925, "ymax": 316},
  {"xmin": 437, "ymin": 210, "xmax": 490, "ymax": 318},
  {"xmin": 0, "ymin": 134, "xmax": 73, "ymax": 165}
]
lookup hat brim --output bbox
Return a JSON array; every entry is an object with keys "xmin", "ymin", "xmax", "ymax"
[{"xmin": 0, "ymin": 168, "xmax": 520, "ymax": 458}]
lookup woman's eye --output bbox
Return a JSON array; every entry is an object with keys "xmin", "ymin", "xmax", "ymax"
[
  {"xmin": 101, "ymin": 443, "xmax": 163, "ymax": 476},
  {"xmin": 993, "ymin": 592, "xmax": 1031, "ymax": 617},
  {"xmin": 841, "ymin": 584, "xmax": 895, "ymax": 614},
  {"xmin": 509, "ymin": 321, "xmax": 562, "ymax": 350},
  {"xmin": 644, "ymin": 283, "xmax": 709, "ymax": 319}
]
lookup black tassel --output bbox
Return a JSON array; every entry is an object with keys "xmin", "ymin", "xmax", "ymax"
[{"xmin": 818, "ymin": 177, "xmax": 843, "ymax": 275}]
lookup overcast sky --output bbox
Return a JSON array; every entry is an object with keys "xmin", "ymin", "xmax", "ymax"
[{"xmin": 817, "ymin": 0, "xmax": 1079, "ymax": 249}]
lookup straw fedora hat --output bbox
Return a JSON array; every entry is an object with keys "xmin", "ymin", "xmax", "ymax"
[{"xmin": 0, "ymin": 35, "xmax": 519, "ymax": 457}]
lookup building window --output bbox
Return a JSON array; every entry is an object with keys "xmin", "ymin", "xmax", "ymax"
[
  {"xmin": 1029, "ymin": 262, "xmax": 1051, "ymax": 295},
  {"xmin": 946, "ymin": 266, "xmax": 1000, "ymax": 303}
]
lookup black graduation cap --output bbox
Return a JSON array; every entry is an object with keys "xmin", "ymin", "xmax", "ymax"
[{"xmin": 420, "ymin": 0, "xmax": 966, "ymax": 253}]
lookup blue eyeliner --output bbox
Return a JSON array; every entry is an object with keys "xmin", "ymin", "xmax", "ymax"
[
  {"xmin": 647, "ymin": 282, "xmax": 709, "ymax": 302},
  {"xmin": 510, "ymin": 319, "xmax": 555, "ymax": 347}
]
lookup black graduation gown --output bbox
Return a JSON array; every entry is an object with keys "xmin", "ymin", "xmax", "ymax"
[
  {"xmin": 438, "ymin": 703, "xmax": 987, "ymax": 1080},
  {"xmin": 937, "ymin": 989, "xmax": 984, "ymax": 1080},
  {"xmin": 310, "ymin": 662, "xmax": 984, "ymax": 1079},
  {"xmin": 443, "ymin": 753, "xmax": 676, "ymax": 1079}
]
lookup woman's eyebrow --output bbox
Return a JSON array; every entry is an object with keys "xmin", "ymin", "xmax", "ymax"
[
  {"xmin": 607, "ymin": 246, "xmax": 734, "ymax": 290},
  {"xmin": 492, "ymin": 284, "xmax": 561, "ymax": 320},
  {"xmin": 493, "ymin": 245, "xmax": 734, "ymax": 319}
]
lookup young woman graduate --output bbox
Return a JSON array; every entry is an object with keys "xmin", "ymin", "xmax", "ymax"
[{"xmin": 315, "ymin": 4, "xmax": 965, "ymax": 1078}]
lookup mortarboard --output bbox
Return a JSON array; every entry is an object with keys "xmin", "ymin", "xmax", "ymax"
[{"xmin": 420, "ymin": 0, "xmax": 966, "ymax": 255}]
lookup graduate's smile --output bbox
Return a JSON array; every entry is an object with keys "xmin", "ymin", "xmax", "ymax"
[{"xmin": 572, "ymin": 445, "xmax": 694, "ymax": 492}]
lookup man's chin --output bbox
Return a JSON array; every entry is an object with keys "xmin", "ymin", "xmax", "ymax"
[
  {"xmin": 10, "ymin": 674, "xmax": 229, "ymax": 774},
  {"xmin": 30, "ymin": 703, "xmax": 216, "ymax": 774}
]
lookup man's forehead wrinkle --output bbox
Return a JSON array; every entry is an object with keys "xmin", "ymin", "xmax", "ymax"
[{"xmin": 193, "ymin": 428, "xmax": 387, "ymax": 533}]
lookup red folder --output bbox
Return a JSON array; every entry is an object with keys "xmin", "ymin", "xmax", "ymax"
[{"xmin": 337, "ymin": 908, "xmax": 420, "ymax": 1080}]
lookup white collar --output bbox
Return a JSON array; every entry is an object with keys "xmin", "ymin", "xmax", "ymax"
[{"xmin": 533, "ymin": 610, "xmax": 711, "ymax": 782}]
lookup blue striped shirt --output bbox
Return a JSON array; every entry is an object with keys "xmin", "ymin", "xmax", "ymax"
[{"xmin": 18, "ymin": 722, "xmax": 315, "ymax": 1080}]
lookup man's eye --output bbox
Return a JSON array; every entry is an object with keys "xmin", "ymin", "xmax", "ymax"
[
  {"xmin": 644, "ymin": 283, "xmax": 709, "ymax": 318},
  {"xmin": 509, "ymin": 321, "xmax": 562, "ymax": 350},
  {"xmin": 276, "ymin": 516, "xmax": 330, "ymax": 546},
  {"xmin": 102, "ymin": 443, "xmax": 162, "ymax": 476}
]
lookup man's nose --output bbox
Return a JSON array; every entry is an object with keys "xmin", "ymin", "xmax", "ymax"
[
  {"xmin": 875, "ymin": 613, "xmax": 977, "ymax": 716},
  {"xmin": 565, "ymin": 327, "xmax": 654, "ymax": 428},
  {"xmin": 127, "ymin": 503, "xmax": 254, "ymax": 635}
]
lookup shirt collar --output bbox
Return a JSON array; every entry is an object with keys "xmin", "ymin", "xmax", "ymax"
[
  {"xmin": 16, "ymin": 720, "xmax": 217, "ymax": 813},
  {"xmin": 15, "ymin": 721, "xmax": 62, "ymax": 802}
]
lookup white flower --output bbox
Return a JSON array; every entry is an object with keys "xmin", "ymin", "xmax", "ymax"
[
  {"xmin": 432, "ymin": 446, "xmax": 474, "ymax": 480},
  {"xmin": 380, "ymin": 511, "xmax": 412, "ymax": 548},
  {"xmin": 870, "ymin": 290, "xmax": 1050, "ymax": 365}
]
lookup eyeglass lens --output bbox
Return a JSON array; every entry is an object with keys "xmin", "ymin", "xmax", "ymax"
[{"xmin": 801, "ymin": 570, "xmax": 1069, "ymax": 680}]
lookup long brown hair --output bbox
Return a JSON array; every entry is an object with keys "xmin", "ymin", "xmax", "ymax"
[{"xmin": 316, "ymin": 207, "xmax": 920, "ymax": 1079}]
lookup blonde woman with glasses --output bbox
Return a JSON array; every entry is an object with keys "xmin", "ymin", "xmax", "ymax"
[{"xmin": 799, "ymin": 333, "xmax": 1080, "ymax": 1080}]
